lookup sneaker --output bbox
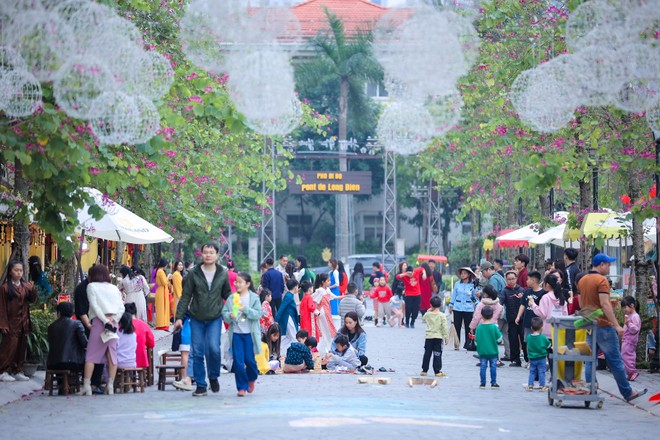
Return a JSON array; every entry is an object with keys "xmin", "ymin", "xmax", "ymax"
[
  {"xmin": 509, "ymin": 362, "xmax": 522, "ymax": 368},
  {"xmin": 496, "ymin": 361, "xmax": 505, "ymax": 367},
  {"xmin": 539, "ymin": 386, "xmax": 549, "ymax": 392},
  {"xmin": 210, "ymin": 378, "xmax": 219, "ymax": 393},
  {"xmin": 173, "ymin": 380, "xmax": 195, "ymax": 391},
  {"xmin": 192, "ymin": 387, "xmax": 207, "ymax": 397},
  {"xmin": 92, "ymin": 386, "xmax": 105, "ymax": 395},
  {"xmin": 475, "ymin": 362, "xmax": 481, "ymax": 367},
  {"xmin": 0, "ymin": 372, "xmax": 16, "ymax": 382},
  {"xmin": 479, "ymin": 384, "xmax": 486, "ymax": 389},
  {"xmin": 525, "ymin": 385, "xmax": 534, "ymax": 391},
  {"xmin": 12, "ymin": 372, "xmax": 29, "ymax": 381},
  {"xmin": 625, "ymin": 388, "xmax": 648, "ymax": 402},
  {"xmin": 404, "ymin": 323, "xmax": 409, "ymax": 328},
  {"xmin": 420, "ymin": 372, "xmax": 428, "ymax": 376},
  {"xmin": 221, "ymin": 365, "xmax": 229, "ymax": 374},
  {"xmin": 435, "ymin": 372, "xmax": 447, "ymax": 377},
  {"xmin": 410, "ymin": 323, "xmax": 415, "ymax": 328},
  {"xmin": 248, "ymin": 381, "xmax": 255, "ymax": 393},
  {"xmin": 491, "ymin": 383, "xmax": 500, "ymax": 389},
  {"xmin": 237, "ymin": 390, "xmax": 245, "ymax": 397}
]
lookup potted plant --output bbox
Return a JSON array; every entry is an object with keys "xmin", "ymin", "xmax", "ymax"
[{"xmin": 24, "ymin": 308, "xmax": 55, "ymax": 376}]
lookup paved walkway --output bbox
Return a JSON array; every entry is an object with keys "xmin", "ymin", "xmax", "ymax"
[{"xmin": 0, "ymin": 320, "xmax": 658, "ymax": 438}]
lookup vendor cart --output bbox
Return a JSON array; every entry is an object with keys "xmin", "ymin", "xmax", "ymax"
[{"xmin": 547, "ymin": 316, "xmax": 604, "ymax": 409}]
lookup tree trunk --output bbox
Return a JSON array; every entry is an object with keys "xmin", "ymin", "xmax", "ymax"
[
  {"xmin": 505, "ymin": 165, "xmax": 515, "ymax": 226},
  {"xmin": 630, "ymin": 170, "xmax": 651, "ymax": 298},
  {"xmin": 536, "ymin": 194, "xmax": 551, "ymax": 271},
  {"xmin": 13, "ymin": 158, "xmax": 30, "ymax": 275},
  {"xmin": 576, "ymin": 131, "xmax": 593, "ymax": 271},
  {"xmin": 115, "ymin": 241, "xmax": 125, "ymax": 274},
  {"xmin": 62, "ymin": 254, "xmax": 77, "ymax": 293},
  {"xmin": 337, "ymin": 77, "xmax": 349, "ymax": 262}
]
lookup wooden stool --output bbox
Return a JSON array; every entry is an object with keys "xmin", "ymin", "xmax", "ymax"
[
  {"xmin": 146, "ymin": 347, "xmax": 154, "ymax": 387},
  {"xmin": 156, "ymin": 365, "xmax": 184, "ymax": 390},
  {"xmin": 114, "ymin": 368, "xmax": 146, "ymax": 393},
  {"xmin": 44, "ymin": 370, "xmax": 80, "ymax": 396},
  {"xmin": 160, "ymin": 351, "xmax": 182, "ymax": 365}
]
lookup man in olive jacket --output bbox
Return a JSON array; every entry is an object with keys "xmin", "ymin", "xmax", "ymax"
[{"xmin": 174, "ymin": 242, "xmax": 231, "ymax": 397}]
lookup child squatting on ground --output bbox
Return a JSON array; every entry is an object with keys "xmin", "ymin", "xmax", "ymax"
[
  {"xmin": 525, "ymin": 316, "xmax": 551, "ymax": 391},
  {"xmin": 420, "ymin": 296, "xmax": 448, "ymax": 377},
  {"xmin": 475, "ymin": 305, "xmax": 503, "ymax": 389},
  {"xmin": 282, "ymin": 329, "xmax": 316, "ymax": 373},
  {"xmin": 323, "ymin": 334, "xmax": 361, "ymax": 371}
]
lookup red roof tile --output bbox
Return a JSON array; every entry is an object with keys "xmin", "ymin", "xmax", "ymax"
[{"xmin": 292, "ymin": 0, "xmax": 389, "ymax": 38}]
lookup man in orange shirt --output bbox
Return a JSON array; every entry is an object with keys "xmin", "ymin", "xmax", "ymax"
[{"xmin": 578, "ymin": 253, "xmax": 646, "ymax": 402}]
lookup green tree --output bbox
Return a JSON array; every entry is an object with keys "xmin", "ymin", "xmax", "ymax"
[{"xmin": 294, "ymin": 7, "xmax": 383, "ymax": 262}]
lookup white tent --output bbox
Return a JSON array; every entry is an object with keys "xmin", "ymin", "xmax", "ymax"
[
  {"xmin": 529, "ymin": 223, "xmax": 566, "ymax": 246},
  {"xmin": 495, "ymin": 223, "xmax": 539, "ymax": 244},
  {"xmin": 77, "ymin": 187, "xmax": 173, "ymax": 244}
]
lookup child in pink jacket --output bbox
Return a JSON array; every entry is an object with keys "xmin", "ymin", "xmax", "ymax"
[
  {"xmin": 621, "ymin": 296, "xmax": 641, "ymax": 381},
  {"xmin": 530, "ymin": 274, "xmax": 567, "ymax": 338}
]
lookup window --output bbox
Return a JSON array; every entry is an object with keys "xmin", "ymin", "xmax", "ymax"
[
  {"xmin": 287, "ymin": 215, "xmax": 312, "ymax": 241},
  {"xmin": 363, "ymin": 214, "xmax": 383, "ymax": 240},
  {"xmin": 365, "ymin": 80, "xmax": 389, "ymax": 99}
]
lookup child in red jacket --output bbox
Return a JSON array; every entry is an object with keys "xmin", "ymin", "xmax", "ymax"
[{"xmin": 371, "ymin": 278, "xmax": 393, "ymax": 327}]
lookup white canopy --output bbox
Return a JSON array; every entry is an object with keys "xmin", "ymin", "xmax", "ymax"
[
  {"xmin": 77, "ymin": 187, "xmax": 173, "ymax": 244},
  {"xmin": 495, "ymin": 223, "xmax": 539, "ymax": 243},
  {"xmin": 529, "ymin": 223, "xmax": 566, "ymax": 246}
]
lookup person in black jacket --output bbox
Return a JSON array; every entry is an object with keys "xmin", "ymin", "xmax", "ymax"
[
  {"xmin": 47, "ymin": 302, "xmax": 87, "ymax": 372},
  {"xmin": 503, "ymin": 271, "xmax": 524, "ymax": 367}
]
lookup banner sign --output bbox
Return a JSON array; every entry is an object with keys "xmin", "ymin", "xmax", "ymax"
[{"xmin": 289, "ymin": 171, "xmax": 372, "ymax": 195}]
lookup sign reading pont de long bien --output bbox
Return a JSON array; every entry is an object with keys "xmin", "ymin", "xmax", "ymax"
[{"xmin": 289, "ymin": 171, "xmax": 372, "ymax": 195}]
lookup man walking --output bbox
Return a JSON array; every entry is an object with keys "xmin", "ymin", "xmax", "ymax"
[
  {"xmin": 262, "ymin": 257, "xmax": 285, "ymax": 314},
  {"xmin": 174, "ymin": 242, "xmax": 231, "ymax": 397},
  {"xmin": 563, "ymin": 248, "xmax": 580, "ymax": 296},
  {"xmin": 578, "ymin": 253, "xmax": 646, "ymax": 402}
]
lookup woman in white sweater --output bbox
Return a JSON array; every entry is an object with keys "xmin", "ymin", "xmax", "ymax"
[{"xmin": 81, "ymin": 265, "xmax": 125, "ymax": 395}]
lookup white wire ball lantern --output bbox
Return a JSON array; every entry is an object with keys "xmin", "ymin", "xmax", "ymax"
[
  {"xmin": 245, "ymin": 96, "xmax": 302, "ymax": 136},
  {"xmin": 376, "ymin": 100, "xmax": 435, "ymax": 156},
  {"xmin": 125, "ymin": 95, "xmax": 161, "ymax": 145},
  {"xmin": 53, "ymin": 56, "xmax": 115, "ymax": 119},
  {"xmin": 2, "ymin": 10, "xmax": 76, "ymax": 82},
  {"xmin": 0, "ymin": 69, "xmax": 42, "ymax": 117},
  {"xmin": 425, "ymin": 89, "xmax": 464, "ymax": 136},
  {"xmin": 88, "ymin": 91, "xmax": 140, "ymax": 145}
]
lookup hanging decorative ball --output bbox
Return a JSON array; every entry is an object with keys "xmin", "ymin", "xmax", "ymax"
[
  {"xmin": 3, "ymin": 10, "xmax": 76, "ymax": 82},
  {"xmin": 425, "ymin": 89, "xmax": 464, "ymax": 136},
  {"xmin": 245, "ymin": 96, "xmax": 302, "ymax": 136},
  {"xmin": 125, "ymin": 95, "xmax": 161, "ymax": 145},
  {"xmin": 53, "ymin": 56, "xmax": 115, "ymax": 119},
  {"xmin": 565, "ymin": 0, "xmax": 624, "ymax": 51},
  {"xmin": 88, "ymin": 91, "xmax": 139, "ymax": 145},
  {"xmin": 376, "ymin": 100, "xmax": 435, "ymax": 156},
  {"xmin": 0, "ymin": 69, "xmax": 42, "ymax": 117}
]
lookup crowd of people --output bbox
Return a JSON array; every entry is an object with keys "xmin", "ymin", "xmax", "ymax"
[
  {"xmin": 0, "ymin": 245, "xmax": 649, "ymax": 404},
  {"xmin": 448, "ymin": 249, "xmax": 647, "ymax": 402}
]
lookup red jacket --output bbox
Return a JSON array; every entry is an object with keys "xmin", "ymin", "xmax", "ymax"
[
  {"xmin": 133, "ymin": 318, "xmax": 154, "ymax": 369},
  {"xmin": 371, "ymin": 285, "xmax": 393, "ymax": 303},
  {"xmin": 396, "ymin": 268, "xmax": 423, "ymax": 296}
]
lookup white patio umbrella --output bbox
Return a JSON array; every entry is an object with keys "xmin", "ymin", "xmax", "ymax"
[
  {"xmin": 529, "ymin": 223, "xmax": 566, "ymax": 246},
  {"xmin": 495, "ymin": 223, "xmax": 539, "ymax": 247},
  {"xmin": 77, "ymin": 187, "xmax": 173, "ymax": 244}
]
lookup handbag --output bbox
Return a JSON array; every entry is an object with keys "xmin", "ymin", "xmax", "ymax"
[{"xmin": 465, "ymin": 333, "xmax": 477, "ymax": 351}]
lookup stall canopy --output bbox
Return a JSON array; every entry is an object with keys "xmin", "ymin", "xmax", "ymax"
[
  {"xmin": 77, "ymin": 187, "xmax": 174, "ymax": 244},
  {"xmin": 416, "ymin": 254, "xmax": 449, "ymax": 266},
  {"xmin": 495, "ymin": 224, "xmax": 539, "ymax": 248},
  {"xmin": 529, "ymin": 223, "xmax": 566, "ymax": 247},
  {"xmin": 594, "ymin": 213, "xmax": 656, "ymax": 243}
]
